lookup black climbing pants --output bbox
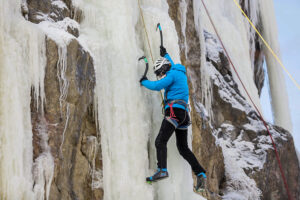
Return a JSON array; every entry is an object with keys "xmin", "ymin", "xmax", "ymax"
[{"xmin": 155, "ymin": 108, "xmax": 206, "ymax": 175}]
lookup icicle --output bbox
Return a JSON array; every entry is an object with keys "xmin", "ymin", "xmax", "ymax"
[
  {"xmin": 243, "ymin": 0, "xmax": 260, "ymax": 71},
  {"xmin": 194, "ymin": 0, "xmax": 215, "ymax": 121},
  {"xmin": 259, "ymin": 0, "xmax": 293, "ymax": 133},
  {"xmin": 32, "ymin": 118, "xmax": 54, "ymax": 200},
  {"xmin": 60, "ymin": 103, "xmax": 70, "ymax": 156},
  {"xmin": 179, "ymin": 0, "xmax": 188, "ymax": 58},
  {"xmin": 0, "ymin": 0, "xmax": 49, "ymax": 199},
  {"xmin": 57, "ymin": 46, "xmax": 69, "ymax": 112}
]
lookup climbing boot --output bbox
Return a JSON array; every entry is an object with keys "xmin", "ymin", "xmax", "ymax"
[
  {"xmin": 195, "ymin": 172, "xmax": 207, "ymax": 191},
  {"xmin": 146, "ymin": 168, "xmax": 169, "ymax": 183}
]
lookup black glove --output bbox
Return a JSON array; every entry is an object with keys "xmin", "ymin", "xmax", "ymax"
[
  {"xmin": 160, "ymin": 46, "xmax": 167, "ymax": 57},
  {"xmin": 139, "ymin": 76, "xmax": 148, "ymax": 85}
]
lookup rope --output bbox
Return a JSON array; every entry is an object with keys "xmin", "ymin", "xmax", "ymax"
[
  {"xmin": 232, "ymin": 0, "xmax": 300, "ymax": 91},
  {"xmin": 137, "ymin": 0, "xmax": 165, "ymax": 107},
  {"xmin": 137, "ymin": 0, "xmax": 154, "ymax": 63},
  {"xmin": 200, "ymin": 1, "xmax": 293, "ymax": 199}
]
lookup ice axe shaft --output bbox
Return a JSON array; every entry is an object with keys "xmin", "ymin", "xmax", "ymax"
[
  {"xmin": 156, "ymin": 23, "xmax": 163, "ymax": 47},
  {"xmin": 138, "ymin": 56, "xmax": 149, "ymax": 77}
]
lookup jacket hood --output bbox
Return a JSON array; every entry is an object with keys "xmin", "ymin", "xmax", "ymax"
[{"xmin": 171, "ymin": 64, "xmax": 186, "ymax": 73}]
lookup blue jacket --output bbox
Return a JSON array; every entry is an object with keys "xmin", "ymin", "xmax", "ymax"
[{"xmin": 141, "ymin": 54, "xmax": 189, "ymax": 110}]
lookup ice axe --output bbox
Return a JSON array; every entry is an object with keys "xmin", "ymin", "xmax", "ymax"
[
  {"xmin": 138, "ymin": 56, "xmax": 149, "ymax": 78},
  {"xmin": 156, "ymin": 23, "xmax": 163, "ymax": 47}
]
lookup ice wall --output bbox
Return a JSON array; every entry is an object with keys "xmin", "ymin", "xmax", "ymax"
[
  {"xmin": 259, "ymin": 0, "xmax": 293, "ymax": 133},
  {"xmin": 73, "ymin": 0, "xmax": 201, "ymax": 199},
  {"xmin": 0, "ymin": 0, "xmax": 49, "ymax": 199}
]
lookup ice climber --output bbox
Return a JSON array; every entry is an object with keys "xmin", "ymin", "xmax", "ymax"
[{"xmin": 139, "ymin": 46, "xmax": 207, "ymax": 191}]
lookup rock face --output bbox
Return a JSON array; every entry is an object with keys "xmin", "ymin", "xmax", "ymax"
[
  {"xmin": 167, "ymin": 1, "xmax": 225, "ymax": 198},
  {"xmin": 167, "ymin": 0, "xmax": 300, "ymax": 199},
  {"xmin": 24, "ymin": 0, "xmax": 79, "ymax": 37},
  {"xmin": 28, "ymin": 1, "xmax": 103, "ymax": 199}
]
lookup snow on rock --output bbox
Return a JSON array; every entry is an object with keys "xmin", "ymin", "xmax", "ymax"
[
  {"xmin": 214, "ymin": 127, "xmax": 262, "ymax": 200},
  {"xmin": 21, "ymin": 0, "xmax": 29, "ymax": 19},
  {"xmin": 203, "ymin": 29, "xmax": 292, "ymax": 200},
  {"xmin": 37, "ymin": 17, "xmax": 79, "ymax": 47},
  {"xmin": 51, "ymin": 0, "xmax": 68, "ymax": 10},
  {"xmin": 207, "ymin": 57, "xmax": 292, "ymax": 199},
  {"xmin": 194, "ymin": 101, "xmax": 209, "ymax": 121},
  {"xmin": 204, "ymin": 31, "xmax": 231, "ymax": 77},
  {"xmin": 35, "ymin": 12, "xmax": 55, "ymax": 22},
  {"xmin": 167, "ymin": 0, "xmax": 299, "ymax": 198},
  {"xmin": 204, "ymin": 30, "xmax": 223, "ymax": 64},
  {"xmin": 208, "ymin": 62, "xmax": 252, "ymax": 114},
  {"xmin": 205, "ymin": 59, "xmax": 264, "ymax": 199}
]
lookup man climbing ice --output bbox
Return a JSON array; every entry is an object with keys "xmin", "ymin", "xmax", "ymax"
[{"xmin": 140, "ymin": 46, "xmax": 207, "ymax": 191}]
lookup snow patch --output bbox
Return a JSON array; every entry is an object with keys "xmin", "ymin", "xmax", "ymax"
[
  {"xmin": 213, "ymin": 113, "xmax": 288, "ymax": 200},
  {"xmin": 52, "ymin": 0, "xmax": 68, "ymax": 10},
  {"xmin": 207, "ymin": 62, "xmax": 253, "ymax": 114},
  {"xmin": 36, "ymin": 12, "xmax": 55, "ymax": 22},
  {"xmin": 204, "ymin": 30, "xmax": 223, "ymax": 63},
  {"xmin": 37, "ymin": 18, "xmax": 78, "ymax": 46},
  {"xmin": 91, "ymin": 169, "xmax": 103, "ymax": 190},
  {"xmin": 56, "ymin": 17, "xmax": 80, "ymax": 32},
  {"xmin": 38, "ymin": 21, "xmax": 73, "ymax": 46},
  {"xmin": 214, "ymin": 126, "xmax": 263, "ymax": 200},
  {"xmin": 194, "ymin": 101, "xmax": 209, "ymax": 120}
]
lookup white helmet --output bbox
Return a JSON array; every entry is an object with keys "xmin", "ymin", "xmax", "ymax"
[{"xmin": 153, "ymin": 58, "xmax": 171, "ymax": 76}]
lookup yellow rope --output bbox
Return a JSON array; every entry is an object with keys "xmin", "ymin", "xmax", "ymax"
[
  {"xmin": 137, "ymin": 0, "xmax": 154, "ymax": 63},
  {"xmin": 232, "ymin": 0, "xmax": 300, "ymax": 90},
  {"xmin": 137, "ymin": 0, "xmax": 165, "ymax": 107}
]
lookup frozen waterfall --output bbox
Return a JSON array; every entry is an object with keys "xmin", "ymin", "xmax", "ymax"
[
  {"xmin": 73, "ymin": 0, "xmax": 201, "ymax": 199},
  {"xmin": 259, "ymin": 0, "xmax": 293, "ymax": 133},
  {"xmin": 0, "ymin": 0, "xmax": 294, "ymax": 199},
  {"xmin": 0, "ymin": 0, "xmax": 53, "ymax": 199}
]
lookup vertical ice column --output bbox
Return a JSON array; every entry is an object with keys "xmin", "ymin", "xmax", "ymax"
[
  {"xmin": 0, "ymin": 0, "xmax": 47, "ymax": 199},
  {"xmin": 135, "ymin": 0, "xmax": 202, "ymax": 199},
  {"xmin": 74, "ymin": 0, "xmax": 204, "ymax": 199},
  {"xmin": 74, "ymin": 0, "xmax": 154, "ymax": 199},
  {"xmin": 259, "ymin": 0, "xmax": 293, "ymax": 133}
]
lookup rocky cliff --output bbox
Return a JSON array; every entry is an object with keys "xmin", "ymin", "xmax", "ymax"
[
  {"xmin": 13, "ymin": 0, "xmax": 300, "ymax": 199},
  {"xmin": 25, "ymin": 0, "xmax": 103, "ymax": 199},
  {"xmin": 167, "ymin": 0, "xmax": 299, "ymax": 199}
]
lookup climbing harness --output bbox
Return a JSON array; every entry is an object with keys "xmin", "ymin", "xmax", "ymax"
[
  {"xmin": 231, "ymin": 0, "xmax": 300, "ymax": 91},
  {"xmin": 168, "ymin": 101, "xmax": 179, "ymax": 122},
  {"xmin": 165, "ymin": 99, "xmax": 191, "ymax": 130},
  {"xmin": 200, "ymin": 1, "xmax": 293, "ymax": 199}
]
